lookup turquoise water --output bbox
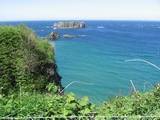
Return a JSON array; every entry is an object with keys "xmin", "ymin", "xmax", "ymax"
[
  {"xmin": 55, "ymin": 21, "xmax": 160, "ymax": 103},
  {"xmin": 1, "ymin": 21, "xmax": 160, "ymax": 103}
]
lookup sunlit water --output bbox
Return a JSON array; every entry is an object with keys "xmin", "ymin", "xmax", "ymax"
[{"xmin": 1, "ymin": 21, "xmax": 160, "ymax": 103}]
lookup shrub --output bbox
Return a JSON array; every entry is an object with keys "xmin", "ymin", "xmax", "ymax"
[
  {"xmin": 97, "ymin": 85, "xmax": 160, "ymax": 119},
  {"xmin": 0, "ymin": 92, "xmax": 94, "ymax": 118}
]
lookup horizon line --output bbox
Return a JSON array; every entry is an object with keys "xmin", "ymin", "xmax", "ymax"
[{"xmin": 0, "ymin": 19, "xmax": 160, "ymax": 22}]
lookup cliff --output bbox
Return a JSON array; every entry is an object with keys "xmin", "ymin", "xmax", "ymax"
[
  {"xmin": 53, "ymin": 21, "xmax": 85, "ymax": 29},
  {"xmin": 0, "ymin": 25, "xmax": 62, "ymax": 95}
]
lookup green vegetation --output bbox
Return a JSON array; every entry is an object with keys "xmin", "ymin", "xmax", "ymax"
[
  {"xmin": 97, "ymin": 85, "xmax": 160, "ymax": 119},
  {"xmin": 0, "ymin": 25, "xmax": 160, "ymax": 119},
  {"xmin": 0, "ymin": 25, "xmax": 94, "ymax": 118},
  {"xmin": 0, "ymin": 25, "xmax": 56, "ymax": 95},
  {"xmin": 0, "ymin": 92, "xmax": 94, "ymax": 118}
]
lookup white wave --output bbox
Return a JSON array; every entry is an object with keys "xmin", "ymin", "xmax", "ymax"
[
  {"xmin": 46, "ymin": 26, "xmax": 50, "ymax": 28},
  {"xmin": 53, "ymin": 27, "xmax": 57, "ymax": 30},
  {"xmin": 97, "ymin": 26, "xmax": 104, "ymax": 29},
  {"xmin": 125, "ymin": 58, "xmax": 160, "ymax": 71}
]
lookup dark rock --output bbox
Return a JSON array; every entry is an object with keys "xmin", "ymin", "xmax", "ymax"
[
  {"xmin": 30, "ymin": 61, "xmax": 63, "ymax": 94},
  {"xmin": 49, "ymin": 32, "xmax": 60, "ymax": 41},
  {"xmin": 42, "ymin": 63, "xmax": 63, "ymax": 94}
]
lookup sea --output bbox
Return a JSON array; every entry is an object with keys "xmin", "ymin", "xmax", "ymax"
[{"xmin": 1, "ymin": 20, "xmax": 160, "ymax": 103}]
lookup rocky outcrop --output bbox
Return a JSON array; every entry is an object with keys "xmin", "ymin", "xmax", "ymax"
[
  {"xmin": 49, "ymin": 32, "xmax": 60, "ymax": 41},
  {"xmin": 41, "ymin": 63, "xmax": 63, "ymax": 94},
  {"xmin": 54, "ymin": 21, "xmax": 85, "ymax": 29}
]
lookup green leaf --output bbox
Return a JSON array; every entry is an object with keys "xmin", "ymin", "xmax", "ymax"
[
  {"xmin": 66, "ymin": 93, "xmax": 75, "ymax": 103},
  {"xmin": 79, "ymin": 96, "xmax": 89, "ymax": 106}
]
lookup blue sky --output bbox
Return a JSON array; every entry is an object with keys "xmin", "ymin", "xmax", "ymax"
[{"xmin": 0, "ymin": 0, "xmax": 160, "ymax": 21}]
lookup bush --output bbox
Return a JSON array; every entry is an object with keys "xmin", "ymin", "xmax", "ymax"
[
  {"xmin": 0, "ymin": 92, "xmax": 94, "ymax": 118},
  {"xmin": 97, "ymin": 85, "xmax": 160, "ymax": 119}
]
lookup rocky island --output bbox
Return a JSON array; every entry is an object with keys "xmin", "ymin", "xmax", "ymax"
[
  {"xmin": 49, "ymin": 32, "xmax": 60, "ymax": 40},
  {"xmin": 53, "ymin": 21, "xmax": 85, "ymax": 29},
  {"xmin": 49, "ymin": 32, "xmax": 81, "ymax": 41},
  {"xmin": 49, "ymin": 21, "xmax": 86, "ymax": 40}
]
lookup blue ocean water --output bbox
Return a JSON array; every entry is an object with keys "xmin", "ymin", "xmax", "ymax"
[{"xmin": 1, "ymin": 21, "xmax": 160, "ymax": 103}]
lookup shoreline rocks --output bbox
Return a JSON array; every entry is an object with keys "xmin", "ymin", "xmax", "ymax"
[
  {"xmin": 49, "ymin": 32, "xmax": 60, "ymax": 41},
  {"xmin": 49, "ymin": 33, "xmax": 83, "ymax": 41}
]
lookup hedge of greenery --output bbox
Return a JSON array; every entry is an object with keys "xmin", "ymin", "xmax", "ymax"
[
  {"xmin": 97, "ymin": 85, "xmax": 160, "ymax": 119},
  {"xmin": 0, "ymin": 85, "xmax": 160, "ymax": 119},
  {"xmin": 0, "ymin": 92, "xmax": 94, "ymax": 118}
]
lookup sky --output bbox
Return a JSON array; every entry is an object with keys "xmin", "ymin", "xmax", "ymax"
[{"xmin": 0, "ymin": 0, "xmax": 160, "ymax": 21}]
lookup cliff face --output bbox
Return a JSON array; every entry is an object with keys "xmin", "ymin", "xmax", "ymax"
[
  {"xmin": 54, "ymin": 21, "xmax": 85, "ymax": 29},
  {"xmin": 0, "ymin": 25, "xmax": 62, "ymax": 95}
]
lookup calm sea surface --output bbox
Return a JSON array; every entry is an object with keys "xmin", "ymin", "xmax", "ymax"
[{"xmin": 1, "ymin": 21, "xmax": 160, "ymax": 103}]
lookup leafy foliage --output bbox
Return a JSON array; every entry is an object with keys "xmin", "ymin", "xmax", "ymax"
[
  {"xmin": 1, "ymin": 86, "xmax": 160, "ymax": 119},
  {"xmin": 97, "ymin": 84, "xmax": 160, "ymax": 119},
  {"xmin": 0, "ymin": 92, "xmax": 94, "ymax": 118},
  {"xmin": 0, "ymin": 25, "xmax": 55, "ymax": 95},
  {"xmin": 46, "ymin": 83, "xmax": 58, "ymax": 93}
]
